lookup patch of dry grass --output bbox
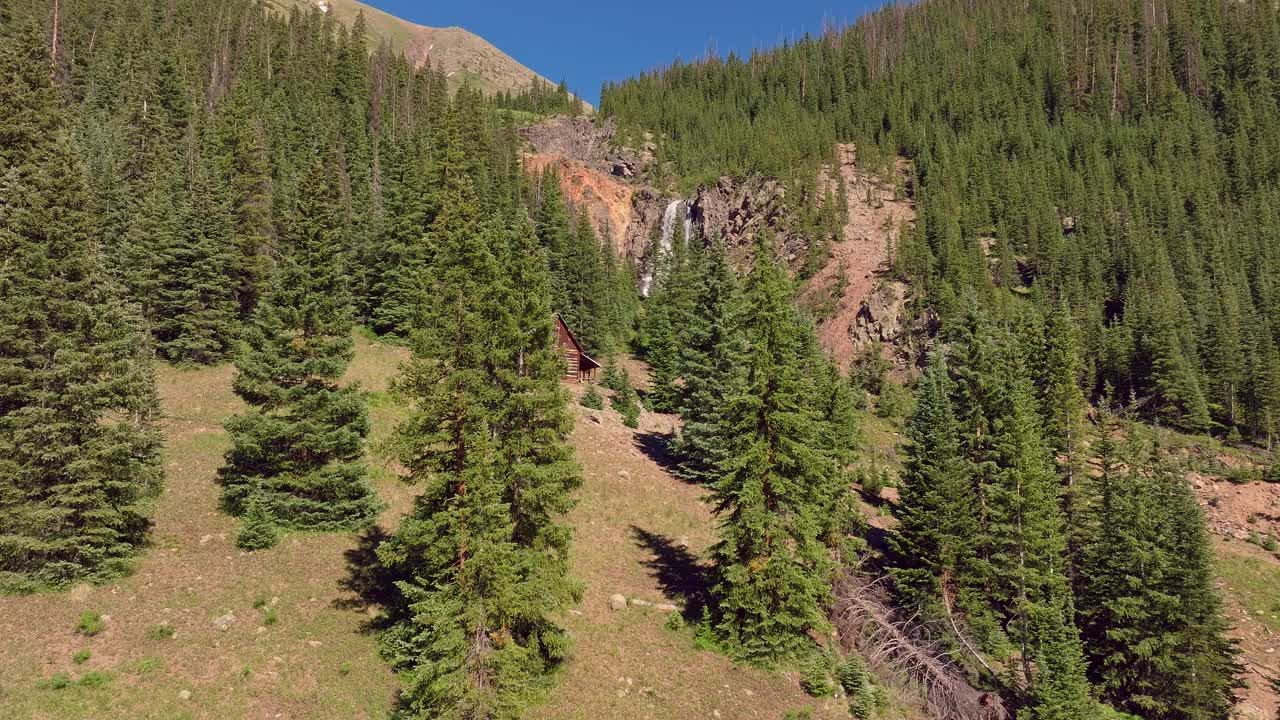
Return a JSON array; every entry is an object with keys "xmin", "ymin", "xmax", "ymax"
[
  {"xmin": 0, "ymin": 338, "xmax": 923, "ymax": 720},
  {"xmin": 0, "ymin": 332, "xmax": 411, "ymax": 720},
  {"xmin": 531, "ymin": 378, "xmax": 848, "ymax": 720}
]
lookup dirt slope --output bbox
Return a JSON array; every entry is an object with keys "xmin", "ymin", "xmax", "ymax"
[
  {"xmin": 802, "ymin": 144, "xmax": 916, "ymax": 370},
  {"xmin": 0, "ymin": 334, "xmax": 411, "ymax": 720},
  {"xmin": 533, "ymin": 367, "xmax": 848, "ymax": 720}
]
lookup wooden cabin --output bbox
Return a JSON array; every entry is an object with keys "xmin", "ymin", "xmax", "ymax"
[{"xmin": 554, "ymin": 314, "xmax": 600, "ymax": 382}]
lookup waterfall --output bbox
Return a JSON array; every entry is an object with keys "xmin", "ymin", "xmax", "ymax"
[{"xmin": 641, "ymin": 199, "xmax": 691, "ymax": 297}]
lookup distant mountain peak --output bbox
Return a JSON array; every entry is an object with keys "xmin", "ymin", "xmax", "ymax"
[{"xmin": 266, "ymin": 0, "xmax": 589, "ymax": 108}]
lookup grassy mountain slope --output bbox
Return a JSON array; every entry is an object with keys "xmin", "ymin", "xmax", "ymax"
[
  {"xmin": 0, "ymin": 338, "xmax": 872, "ymax": 719},
  {"xmin": 264, "ymin": 0, "xmax": 588, "ymax": 104}
]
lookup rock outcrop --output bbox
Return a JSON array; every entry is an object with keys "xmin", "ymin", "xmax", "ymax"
[
  {"xmin": 687, "ymin": 176, "xmax": 809, "ymax": 264},
  {"xmin": 519, "ymin": 116, "xmax": 649, "ymax": 179},
  {"xmin": 801, "ymin": 146, "xmax": 918, "ymax": 370},
  {"xmin": 522, "ymin": 117, "xmax": 663, "ymax": 259},
  {"xmin": 520, "ymin": 121, "xmax": 921, "ymax": 369},
  {"xmin": 523, "ymin": 153, "xmax": 636, "ymax": 256}
]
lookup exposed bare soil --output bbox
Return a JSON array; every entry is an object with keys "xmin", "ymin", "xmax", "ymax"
[{"xmin": 803, "ymin": 144, "xmax": 916, "ymax": 370}]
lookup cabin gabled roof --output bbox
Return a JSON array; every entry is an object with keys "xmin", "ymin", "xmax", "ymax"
[{"xmin": 554, "ymin": 313, "xmax": 601, "ymax": 371}]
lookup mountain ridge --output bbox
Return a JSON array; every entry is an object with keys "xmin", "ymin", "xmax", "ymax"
[{"xmin": 264, "ymin": 0, "xmax": 590, "ymax": 107}]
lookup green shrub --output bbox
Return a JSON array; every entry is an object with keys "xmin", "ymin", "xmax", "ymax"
[
  {"xmin": 691, "ymin": 608, "xmax": 719, "ymax": 652},
  {"xmin": 40, "ymin": 672, "xmax": 73, "ymax": 690},
  {"xmin": 147, "ymin": 624, "xmax": 176, "ymax": 640},
  {"xmin": 77, "ymin": 670, "xmax": 112, "ymax": 688},
  {"xmin": 263, "ymin": 607, "xmax": 279, "ymax": 626},
  {"xmin": 602, "ymin": 361, "xmax": 629, "ymax": 394},
  {"xmin": 75, "ymin": 612, "xmax": 104, "ymax": 637},
  {"xmin": 874, "ymin": 380, "xmax": 912, "ymax": 420},
  {"xmin": 1263, "ymin": 536, "xmax": 1279, "ymax": 553},
  {"xmin": 871, "ymin": 684, "xmax": 889, "ymax": 709},
  {"xmin": 850, "ymin": 347, "xmax": 889, "ymax": 396},
  {"xmin": 664, "ymin": 611, "xmax": 685, "ymax": 631},
  {"xmin": 252, "ymin": 595, "xmax": 269, "ymax": 610},
  {"xmin": 610, "ymin": 388, "xmax": 642, "ymax": 429},
  {"xmin": 580, "ymin": 385, "xmax": 604, "ymax": 410},
  {"xmin": 619, "ymin": 402, "xmax": 641, "ymax": 429},
  {"xmin": 1224, "ymin": 466, "xmax": 1260, "ymax": 484},
  {"xmin": 782, "ymin": 710, "xmax": 813, "ymax": 720},
  {"xmin": 838, "ymin": 654, "xmax": 875, "ymax": 720},
  {"xmin": 800, "ymin": 657, "xmax": 835, "ymax": 697},
  {"xmin": 860, "ymin": 468, "xmax": 888, "ymax": 501}
]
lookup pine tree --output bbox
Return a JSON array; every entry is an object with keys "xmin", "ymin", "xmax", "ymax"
[
  {"xmin": 116, "ymin": 165, "xmax": 180, "ymax": 325},
  {"xmin": 645, "ymin": 219, "xmax": 700, "ymax": 413},
  {"xmin": 1076, "ymin": 424, "xmax": 1239, "ymax": 720},
  {"xmin": 0, "ymin": 23, "xmax": 162, "ymax": 591},
  {"xmin": 218, "ymin": 157, "xmax": 381, "ymax": 534},
  {"xmin": 675, "ymin": 237, "xmax": 745, "ymax": 482},
  {"xmin": 707, "ymin": 235, "xmax": 836, "ymax": 662},
  {"xmin": 377, "ymin": 187, "xmax": 577, "ymax": 718},
  {"xmin": 890, "ymin": 354, "xmax": 975, "ymax": 607},
  {"xmin": 1023, "ymin": 602, "xmax": 1100, "ymax": 720},
  {"xmin": 560, "ymin": 207, "xmax": 608, "ymax": 355},
  {"xmin": 1041, "ymin": 302, "xmax": 1088, "ymax": 462},
  {"xmin": 985, "ymin": 340, "xmax": 1079, "ymax": 692},
  {"xmin": 944, "ymin": 306, "xmax": 1004, "ymax": 622},
  {"xmin": 1041, "ymin": 301, "xmax": 1090, "ymax": 569},
  {"xmin": 153, "ymin": 157, "xmax": 241, "ymax": 365},
  {"xmin": 235, "ymin": 494, "xmax": 282, "ymax": 551},
  {"xmin": 491, "ymin": 214, "xmax": 582, "ymax": 551},
  {"xmin": 211, "ymin": 78, "xmax": 274, "ymax": 319},
  {"xmin": 535, "ymin": 166, "xmax": 573, "ymax": 314},
  {"xmin": 369, "ymin": 136, "xmax": 431, "ymax": 336}
]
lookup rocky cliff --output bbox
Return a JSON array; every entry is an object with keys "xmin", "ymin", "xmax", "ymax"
[{"xmin": 520, "ymin": 119, "xmax": 919, "ymax": 369}]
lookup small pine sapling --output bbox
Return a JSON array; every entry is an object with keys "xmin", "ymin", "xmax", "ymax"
[
  {"xmin": 580, "ymin": 385, "xmax": 604, "ymax": 410},
  {"xmin": 236, "ymin": 495, "xmax": 281, "ymax": 551}
]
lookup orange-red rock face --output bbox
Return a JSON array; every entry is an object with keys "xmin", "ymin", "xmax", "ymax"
[{"xmin": 523, "ymin": 154, "xmax": 634, "ymax": 258}]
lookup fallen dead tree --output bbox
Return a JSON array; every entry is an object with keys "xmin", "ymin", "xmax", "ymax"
[{"xmin": 831, "ymin": 571, "xmax": 1008, "ymax": 720}]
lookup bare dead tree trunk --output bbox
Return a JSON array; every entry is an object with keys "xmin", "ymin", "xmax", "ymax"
[
  {"xmin": 831, "ymin": 572, "xmax": 1008, "ymax": 720},
  {"xmin": 49, "ymin": 0, "xmax": 60, "ymax": 80}
]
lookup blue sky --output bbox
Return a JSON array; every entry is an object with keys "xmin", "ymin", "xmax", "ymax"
[{"xmin": 363, "ymin": 1, "xmax": 884, "ymax": 105}]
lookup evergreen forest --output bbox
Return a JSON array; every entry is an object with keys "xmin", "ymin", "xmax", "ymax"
[{"xmin": 1, "ymin": 0, "xmax": 1277, "ymax": 719}]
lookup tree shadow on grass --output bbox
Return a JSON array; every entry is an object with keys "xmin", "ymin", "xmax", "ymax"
[
  {"xmin": 334, "ymin": 524, "xmax": 397, "ymax": 632},
  {"xmin": 860, "ymin": 524, "xmax": 897, "ymax": 574},
  {"xmin": 633, "ymin": 431, "xmax": 689, "ymax": 479},
  {"xmin": 629, "ymin": 525, "xmax": 711, "ymax": 620}
]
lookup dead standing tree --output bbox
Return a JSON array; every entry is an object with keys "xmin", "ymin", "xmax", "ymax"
[{"xmin": 830, "ymin": 572, "xmax": 1008, "ymax": 720}]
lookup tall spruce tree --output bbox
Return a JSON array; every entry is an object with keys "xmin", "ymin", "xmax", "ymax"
[
  {"xmin": 491, "ymin": 215, "xmax": 583, "ymax": 551},
  {"xmin": 1076, "ymin": 424, "xmax": 1239, "ymax": 720},
  {"xmin": 707, "ymin": 235, "xmax": 836, "ymax": 662},
  {"xmin": 645, "ymin": 219, "xmax": 700, "ymax": 413},
  {"xmin": 0, "ymin": 23, "xmax": 162, "ymax": 591},
  {"xmin": 218, "ymin": 157, "xmax": 381, "ymax": 541},
  {"xmin": 535, "ymin": 166, "xmax": 573, "ymax": 314},
  {"xmin": 890, "ymin": 354, "xmax": 975, "ymax": 607},
  {"xmin": 368, "ymin": 136, "xmax": 431, "ymax": 337},
  {"xmin": 560, "ymin": 207, "xmax": 608, "ymax": 355},
  {"xmin": 675, "ymin": 237, "xmax": 745, "ymax": 482},
  {"xmin": 152, "ymin": 156, "xmax": 241, "ymax": 365},
  {"xmin": 377, "ymin": 186, "xmax": 578, "ymax": 718},
  {"xmin": 210, "ymin": 78, "xmax": 274, "ymax": 319}
]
